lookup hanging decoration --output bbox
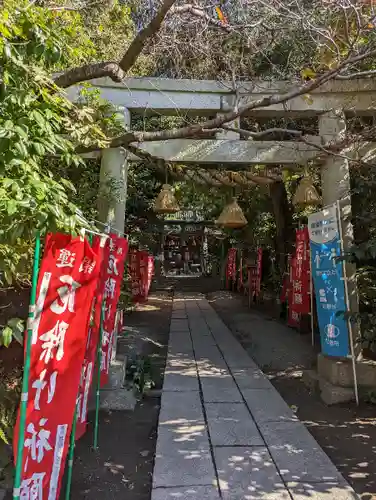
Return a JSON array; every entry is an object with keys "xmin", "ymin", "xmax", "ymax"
[
  {"xmin": 216, "ymin": 197, "xmax": 247, "ymax": 229},
  {"xmin": 154, "ymin": 184, "xmax": 180, "ymax": 214},
  {"xmin": 292, "ymin": 175, "xmax": 321, "ymax": 208}
]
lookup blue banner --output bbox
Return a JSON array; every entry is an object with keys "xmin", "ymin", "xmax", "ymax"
[{"xmin": 308, "ymin": 205, "xmax": 349, "ymax": 357}]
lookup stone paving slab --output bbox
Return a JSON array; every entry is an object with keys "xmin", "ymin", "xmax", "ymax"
[
  {"xmin": 195, "ymin": 353, "xmax": 228, "ymax": 371},
  {"xmin": 201, "ymin": 378, "xmax": 243, "ymax": 403},
  {"xmin": 197, "ymin": 364, "xmax": 232, "ymax": 379},
  {"xmin": 171, "ymin": 312, "xmax": 188, "ymax": 318},
  {"xmin": 260, "ymin": 421, "xmax": 344, "ymax": 483},
  {"xmin": 159, "ymin": 391, "xmax": 204, "ymax": 421},
  {"xmin": 163, "ymin": 365, "xmax": 199, "ymax": 392},
  {"xmin": 153, "ymin": 444, "xmax": 216, "ymax": 488},
  {"xmin": 242, "ymin": 388, "xmax": 299, "ymax": 424},
  {"xmin": 152, "ymin": 486, "xmax": 221, "ymax": 500},
  {"xmin": 214, "ymin": 446, "xmax": 291, "ymax": 500},
  {"xmin": 231, "ymin": 367, "xmax": 273, "ymax": 390},
  {"xmin": 194, "ymin": 344, "xmax": 223, "ymax": 360},
  {"xmin": 287, "ymin": 482, "xmax": 359, "ymax": 500},
  {"xmin": 153, "ymin": 296, "xmax": 358, "ymax": 500},
  {"xmin": 222, "ymin": 351, "xmax": 257, "ymax": 369},
  {"xmin": 206, "ymin": 403, "xmax": 263, "ymax": 446},
  {"xmin": 191, "ymin": 337, "xmax": 218, "ymax": 349},
  {"xmin": 156, "ymin": 422, "xmax": 208, "ymax": 450}
]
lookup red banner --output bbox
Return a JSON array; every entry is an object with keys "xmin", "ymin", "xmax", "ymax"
[
  {"xmin": 75, "ymin": 235, "xmax": 107, "ymax": 441},
  {"xmin": 100, "ymin": 234, "xmax": 128, "ymax": 387},
  {"xmin": 14, "ymin": 233, "xmax": 100, "ymax": 500},
  {"xmin": 288, "ymin": 257, "xmax": 300, "ymax": 327},
  {"xmin": 129, "ymin": 251, "xmax": 154, "ymax": 302},
  {"xmin": 138, "ymin": 251, "xmax": 148, "ymax": 302},
  {"xmin": 256, "ymin": 248, "xmax": 263, "ymax": 295},
  {"xmin": 129, "ymin": 249, "xmax": 141, "ymax": 302},
  {"xmin": 248, "ymin": 248, "xmax": 263, "ymax": 299},
  {"xmin": 226, "ymin": 248, "xmax": 237, "ymax": 288},
  {"xmin": 288, "ymin": 228, "xmax": 311, "ymax": 327},
  {"xmin": 146, "ymin": 256, "xmax": 154, "ymax": 298}
]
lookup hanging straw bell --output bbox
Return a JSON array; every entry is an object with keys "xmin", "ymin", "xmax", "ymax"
[
  {"xmin": 154, "ymin": 184, "xmax": 180, "ymax": 214},
  {"xmin": 215, "ymin": 197, "xmax": 247, "ymax": 229},
  {"xmin": 292, "ymin": 175, "xmax": 321, "ymax": 208}
]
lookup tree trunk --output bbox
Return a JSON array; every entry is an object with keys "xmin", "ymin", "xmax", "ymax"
[{"xmin": 269, "ymin": 180, "xmax": 294, "ymax": 276}]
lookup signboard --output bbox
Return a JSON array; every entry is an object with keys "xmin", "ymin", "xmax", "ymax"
[
  {"xmin": 100, "ymin": 234, "xmax": 128, "ymax": 386},
  {"xmin": 14, "ymin": 233, "xmax": 100, "ymax": 499},
  {"xmin": 308, "ymin": 205, "xmax": 350, "ymax": 357}
]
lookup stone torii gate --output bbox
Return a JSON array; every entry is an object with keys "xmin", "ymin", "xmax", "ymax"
[
  {"xmin": 71, "ymin": 76, "xmax": 376, "ymax": 402},
  {"xmin": 69, "ymin": 76, "xmax": 376, "ymax": 239}
]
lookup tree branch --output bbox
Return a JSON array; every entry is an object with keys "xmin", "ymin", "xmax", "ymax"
[
  {"xmin": 53, "ymin": 0, "xmax": 177, "ymax": 88},
  {"xmin": 54, "ymin": 61, "xmax": 125, "ymax": 89},
  {"xmin": 170, "ymin": 4, "xmax": 232, "ymax": 33},
  {"xmin": 336, "ymin": 70, "xmax": 376, "ymax": 80},
  {"xmin": 222, "ymin": 125, "xmax": 303, "ymax": 140},
  {"xmin": 119, "ymin": 0, "xmax": 177, "ymax": 72},
  {"xmin": 93, "ymin": 47, "xmax": 376, "ymax": 150}
]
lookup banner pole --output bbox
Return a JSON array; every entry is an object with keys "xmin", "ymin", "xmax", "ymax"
[
  {"xmin": 94, "ymin": 300, "xmax": 105, "ymax": 449},
  {"xmin": 65, "ymin": 398, "xmax": 79, "ymax": 500},
  {"xmin": 13, "ymin": 232, "xmax": 41, "ymax": 500},
  {"xmin": 336, "ymin": 201, "xmax": 359, "ymax": 406}
]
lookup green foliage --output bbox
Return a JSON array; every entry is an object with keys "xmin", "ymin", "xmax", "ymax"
[
  {"xmin": 0, "ymin": 1, "xmax": 110, "ymax": 284},
  {"xmin": 125, "ymin": 354, "xmax": 155, "ymax": 397},
  {"xmin": 0, "ymin": 364, "xmax": 22, "ymax": 445},
  {"xmin": 0, "ymin": 318, "xmax": 24, "ymax": 348}
]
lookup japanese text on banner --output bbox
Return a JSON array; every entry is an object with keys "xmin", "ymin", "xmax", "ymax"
[
  {"xmin": 226, "ymin": 248, "xmax": 237, "ymax": 288},
  {"xmin": 75, "ymin": 235, "xmax": 107, "ymax": 440},
  {"xmin": 100, "ymin": 234, "xmax": 128, "ymax": 387},
  {"xmin": 14, "ymin": 233, "xmax": 100, "ymax": 500},
  {"xmin": 288, "ymin": 228, "xmax": 311, "ymax": 327},
  {"xmin": 308, "ymin": 205, "xmax": 350, "ymax": 357}
]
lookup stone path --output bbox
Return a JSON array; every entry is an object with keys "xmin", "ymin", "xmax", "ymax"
[{"xmin": 151, "ymin": 294, "xmax": 359, "ymax": 500}]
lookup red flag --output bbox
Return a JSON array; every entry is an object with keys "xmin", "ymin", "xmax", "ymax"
[
  {"xmin": 14, "ymin": 233, "xmax": 100, "ymax": 499},
  {"xmin": 100, "ymin": 234, "xmax": 128, "ymax": 387},
  {"xmin": 75, "ymin": 235, "xmax": 107, "ymax": 440},
  {"xmin": 288, "ymin": 228, "xmax": 311, "ymax": 327}
]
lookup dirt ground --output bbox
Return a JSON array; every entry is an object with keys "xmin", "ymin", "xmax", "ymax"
[
  {"xmin": 209, "ymin": 291, "xmax": 376, "ymax": 500},
  {"xmin": 68, "ymin": 292, "xmax": 171, "ymax": 500}
]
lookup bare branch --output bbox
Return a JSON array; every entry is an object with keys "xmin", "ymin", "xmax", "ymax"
[
  {"xmin": 88, "ymin": 47, "xmax": 376, "ymax": 150},
  {"xmin": 222, "ymin": 125, "xmax": 303, "ymax": 140},
  {"xmin": 336, "ymin": 70, "xmax": 376, "ymax": 79},
  {"xmin": 170, "ymin": 4, "xmax": 233, "ymax": 33},
  {"xmin": 119, "ymin": 0, "xmax": 177, "ymax": 72}
]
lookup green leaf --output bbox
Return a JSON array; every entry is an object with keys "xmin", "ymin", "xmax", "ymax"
[
  {"xmin": 33, "ymin": 142, "xmax": 45, "ymax": 156},
  {"xmin": 2, "ymin": 178, "xmax": 14, "ymax": 189},
  {"xmin": 1, "ymin": 326, "xmax": 13, "ymax": 347},
  {"xmin": 7, "ymin": 199, "xmax": 17, "ymax": 215},
  {"xmin": 7, "ymin": 318, "xmax": 24, "ymax": 345}
]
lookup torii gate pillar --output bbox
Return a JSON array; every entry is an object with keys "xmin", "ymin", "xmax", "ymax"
[
  {"xmin": 98, "ymin": 108, "xmax": 131, "ymax": 234},
  {"xmin": 319, "ymin": 111, "xmax": 359, "ymax": 354}
]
